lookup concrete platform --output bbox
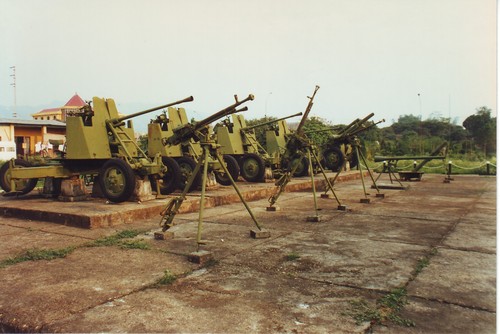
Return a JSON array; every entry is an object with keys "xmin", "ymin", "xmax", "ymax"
[
  {"xmin": 0, "ymin": 171, "xmax": 366, "ymax": 229},
  {"xmin": 0, "ymin": 174, "xmax": 495, "ymax": 333}
]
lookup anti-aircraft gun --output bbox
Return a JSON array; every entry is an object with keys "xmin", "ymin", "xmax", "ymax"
[
  {"xmin": 159, "ymin": 94, "xmax": 266, "ymax": 248},
  {"xmin": 0, "ymin": 96, "xmax": 193, "ymax": 203},
  {"xmin": 148, "ymin": 106, "xmax": 207, "ymax": 191},
  {"xmin": 319, "ymin": 113, "xmax": 385, "ymax": 171},
  {"xmin": 213, "ymin": 112, "xmax": 302, "ymax": 182},
  {"xmin": 267, "ymin": 86, "xmax": 346, "ymax": 218}
]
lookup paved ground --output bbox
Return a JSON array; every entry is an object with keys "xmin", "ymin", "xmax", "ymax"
[{"xmin": 0, "ymin": 173, "xmax": 496, "ymax": 333}]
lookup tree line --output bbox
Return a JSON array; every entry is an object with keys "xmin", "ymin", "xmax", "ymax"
[{"xmin": 245, "ymin": 106, "xmax": 496, "ymax": 161}]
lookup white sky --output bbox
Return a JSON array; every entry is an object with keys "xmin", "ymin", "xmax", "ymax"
[{"xmin": 0, "ymin": 0, "xmax": 496, "ymax": 132}]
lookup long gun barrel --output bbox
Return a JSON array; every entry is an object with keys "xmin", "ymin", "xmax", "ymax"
[
  {"xmin": 296, "ymin": 85, "xmax": 320, "ymax": 135},
  {"xmin": 343, "ymin": 118, "xmax": 384, "ymax": 138},
  {"xmin": 166, "ymin": 94, "xmax": 254, "ymax": 146},
  {"xmin": 338, "ymin": 112, "xmax": 375, "ymax": 137},
  {"xmin": 374, "ymin": 155, "xmax": 446, "ymax": 163},
  {"xmin": 241, "ymin": 112, "xmax": 303, "ymax": 132},
  {"xmin": 111, "ymin": 96, "xmax": 194, "ymax": 125}
]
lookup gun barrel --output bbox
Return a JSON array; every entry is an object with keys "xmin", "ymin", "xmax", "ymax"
[
  {"xmin": 296, "ymin": 85, "xmax": 320, "ymax": 134},
  {"xmin": 114, "ymin": 96, "xmax": 194, "ymax": 123},
  {"xmin": 195, "ymin": 94, "xmax": 254, "ymax": 129},
  {"xmin": 339, "ymin": 113, "xmax": 375, "ymax": 137},
  {"xmin": 374, "ymin": 155, "xmax": 447, "ymax": 163},
  {"xmin": 346, "ymin": 118, "xmax": 384, "ymax": 137},
  {"xmin": 166, "ymin": 94, "xmax": 254, "ymax": 146},
  {"xmin": 242, "ymin": 112, "xmax": 303, "ymax": 132}
]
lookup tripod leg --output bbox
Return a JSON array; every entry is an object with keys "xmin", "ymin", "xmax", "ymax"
[
  {"xmin": 215, "ymin": 152, "xmax": 263, "ymax": 231},
  {"xmin": 310, "ymin": 149, "xmax": 343, "ymax": 206},
  {"xmin": 307, "ymin": 148, "xmax": 320, "ymax": 220},
  {"xmin": 160, "ymin": 152, "xmax": 204, "ymax": 231}
]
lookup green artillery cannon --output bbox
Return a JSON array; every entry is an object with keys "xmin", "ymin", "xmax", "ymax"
[
  {"xmin": 318, "ymin": 113, "xmax": 384, "ymax": 172},
  {"xmin": 267, "ymin": 86, "xmax": 345, "ymax": 218},
  {"xmin": 159, "ymin": 94, "xmax": 267, "ymax": 249},
  {"xmin": 151, "ymin": 100, "xmax": 249, "ymax": 190},
  {"xmin": 213, "ymin": 112, "xmax": 302, "ymax": 182},
  {"xmin": 147, "ymin": 106, "xmax": 207, "ymax": 190},
  {"xmin": 374, "ymin": 141, "xmax": 448, "ymax": 182},
  {"xmin": 0, "ymin": 96, "xmax": 193, "ymax": 202}
]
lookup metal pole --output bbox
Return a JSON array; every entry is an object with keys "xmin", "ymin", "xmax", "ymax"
[
  {"xmin": 307, "ymin": 148, "xmax": 320, "ymax": 220},
  {"xmin": 196, "ymin": 145, "xmax": 211, "ymax": 250}
]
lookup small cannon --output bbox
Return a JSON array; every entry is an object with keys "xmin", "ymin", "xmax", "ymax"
[
  {"xmin": 159, "ymin": 94, "xmax": 266, "ymax": 248},
  {"xmin": 319, "ymin": 113, "xmax": 384, "ymax": 171},
  {"xmin": 374, "ymin": 142, "xmax": 448, "ymax": 181},
  {"xmin": 267, "ymin": 86, "xmax": 345, "ymax": 216}
]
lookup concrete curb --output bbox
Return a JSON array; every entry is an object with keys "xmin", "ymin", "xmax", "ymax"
[{"xmin": 0, "ymin": 171, "xmax": 367, "ymax": 229}]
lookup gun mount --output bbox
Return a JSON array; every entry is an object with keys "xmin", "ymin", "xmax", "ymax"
[
  {"xmin": 158, "ymin": 94, "xmax": 265, "ymax": 248},
  {"xmin": 267, "ymin": 85, "xmax": 345, "ymax": 217}
]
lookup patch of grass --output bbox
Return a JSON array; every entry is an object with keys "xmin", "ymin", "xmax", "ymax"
[
  {"xmin": 285, "ymin": 252, "xmax": 301, "ymax": 261},
  {"xmin": 413, "ymin": 247, "xmax": 438, "ymax": 276},
  {"xmin": 345, "ymin": 288, "xmax": 415, "ymax": 327},
  {"xmin": 156, "ymin": 270, "xmax": 177, "ymax": 285},
  {"xmin": 119, "ymin": 240, "xmax": 149, "ymax": 250},
  {"xmin": 88, "ymin": 229, "xmax": 144, "ymax": 248},
  {"xmin": 0, "ymin": 247, "xmax": 75, "ymax": 268}
]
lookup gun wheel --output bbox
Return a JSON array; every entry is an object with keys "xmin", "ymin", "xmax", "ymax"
[
  {"xmin": 0, "ymin": 159, "xmax": 39, "ymax": 194},
  {"xmin": 215, "ymin": 155, "xmax": 240, "ymax": 186},
  {"xmin": 155, "ymin": 156, "xmax": 181, "ymax": 195},
  {"xmin": 176, "ymin": 156, "xmax": 202, "ymax": 191},
  {"xmin": 240, "ymin": 153, "xmax": 266, "ymax": 182},
  {"xmin": 292, "ymin": 156, "xmax": 309, "ymax": 177},
  {"xmin": 323, "ymin": 146, "xmax": 345, "ymax": 172},
  {"xmin": 98, "ymin": 158, "xmax": 136, "ymax": 203}
]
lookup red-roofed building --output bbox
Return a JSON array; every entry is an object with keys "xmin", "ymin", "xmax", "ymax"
[{"xmin": 32, "ymin": 93, "xmax": 86, "ymax": 122}]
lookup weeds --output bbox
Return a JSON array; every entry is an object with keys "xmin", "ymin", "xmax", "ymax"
[
  {"xmin": 156, "ymin": 270, "xmax": 177, "ymax": 285},
  {"xmin": 285, "ymin": 252, "xmax": 301, "ymax": 261},
  {"xmin": 0, "ymin": 247, "xmax": 75, "ymax": 268},
  {"xmin": 345, "ymin": 288, "xmax": 415, "ymax": 327},
  {"xmin": 413, "ymin": 247, "xmax": 438, "ymax": 276},
  {"xmin": 88, "ymin": 229, "xmax": 145, "ymax": 248}
]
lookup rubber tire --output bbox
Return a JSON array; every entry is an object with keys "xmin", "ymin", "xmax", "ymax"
[
  {"xmin": 348, "ymin": 150, "xmax": 359, "ymax": 170},
  {"xmin": 98, "ymin": 158, "xmax": 136, "ymax": 203},
  {"xmin": 0, "ymin": 159, "xmax": 39, "ymax": 194},
  {"xmin": 240, "ymin": 153, "xmax": 266, "ymax": 182},
  {"xmin": 157, "ymin": 156, "xmax": 181, "ymax": 195},
  {"xmin": 292, "ymin": 156, "xmax": 309, "ymax": 177},
  {"xmin": 323, "ymin": 146, "xmax": 345, "ymax": 172},
  {"xmin": 176, "ymin": 156, "xmax": 202, "ymax": 191},
  {"xmin": 215, "ymin": 155, "xmax": 240, "ymax": 186}
]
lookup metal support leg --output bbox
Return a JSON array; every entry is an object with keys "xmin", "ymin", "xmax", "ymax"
[
  {"xmin": 215, "ymin": 152, "xmax": 263, "ymax": 231},
  {"xmin": 356, "ymin": 147, "xmax": 369, "ymax": 202},
  {"xmin": 307, "ymin": 148, "xmax": 320, "ymax": 221},
  {"xmin": 160, "ymin": 151, "xmax": 204, "ymax": 232},
  {"xmin": 310, "ymin": 149, "xmax": 343, "ymax": 207},
  {"xmin": 196, "ymin": 145, "xmax": 211, "ymax": 250}
]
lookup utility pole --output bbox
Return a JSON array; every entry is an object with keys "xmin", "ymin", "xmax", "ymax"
[{"xmin": 10, "ymin": 66, "xmax": 17, "ymax": 118}]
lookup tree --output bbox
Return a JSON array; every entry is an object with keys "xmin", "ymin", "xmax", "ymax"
[{"xmin": 462, "ymin": 106, "xmax": 496, "ymax": 155}]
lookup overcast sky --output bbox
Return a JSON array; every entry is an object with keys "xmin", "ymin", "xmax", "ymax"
[{"xmin": 0, "ymin": 0, "xmax": 496, "ymax": 132}]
